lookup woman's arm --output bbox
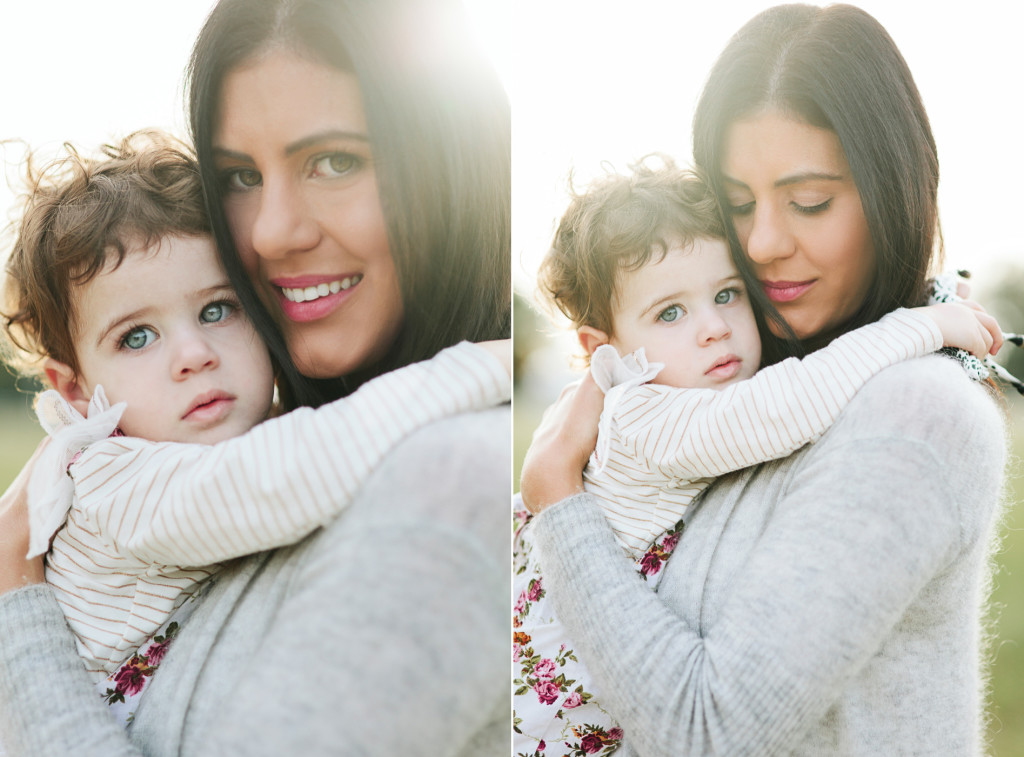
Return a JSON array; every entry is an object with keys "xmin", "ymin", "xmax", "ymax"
[
  {"xmin": 530, "ymin": 358, "xmax": 1005, "ymax": 755},
  {"xmin": 67, "ymin": 341, "xmax": 509, "ymax": 566}
]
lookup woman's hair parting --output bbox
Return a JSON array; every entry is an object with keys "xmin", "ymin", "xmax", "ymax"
[
  {"xmin": 537, "ymin": 155, "xmax": 724, "ymax": 337},
  {"xmin": 692, "ymin": 3, "xmax": 940, "ymax": 361},
  {"xmin": 187, "ymin": 0, "xmax": 510, "ymax": 407},
  {"xmin": 1, "ymin": 131, "xmax": 209, "ymax": 378}
]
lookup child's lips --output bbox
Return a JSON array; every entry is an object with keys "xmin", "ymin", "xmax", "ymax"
[
  {"xmin": 705, "ymin": 355, "xmax": 741, "ymax": 379},
  {"xmin": 183, "ymin": 390, "xmax": 235, "ymax": 422}
]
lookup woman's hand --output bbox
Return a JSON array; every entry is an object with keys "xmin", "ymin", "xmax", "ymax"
[
  {"xmin": 0, "ymin": 440, "xmax": 47, "ymax": 595},
  {"xmin": 519, "ymin": 374, "xmax": 603, "ymax": 514}
]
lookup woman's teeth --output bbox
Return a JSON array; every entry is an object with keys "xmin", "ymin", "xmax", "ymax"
[{"xmin": 281, "ymin": 275, "xmax": 363, "ymax": 303}]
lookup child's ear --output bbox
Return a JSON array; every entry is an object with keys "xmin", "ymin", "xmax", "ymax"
[
  {"xmin": 43, "ymin": 358, "xmax": 91, "ymax": 416},
  {"xmin": 577, "ymin": 326, "xmax": 610, "ymax": 357}
]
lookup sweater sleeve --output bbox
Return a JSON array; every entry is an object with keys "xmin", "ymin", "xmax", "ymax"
[
  {"xmin": 69, "ymin": 341, "xmax": 509, "ymax": 566},
  {"xmin": 619, "ymin": 308, "xmax": 942, "ymax": 478},
  {"xmin": 532, "ymin": 357, "xmax": 1005, "ymax": 755}
]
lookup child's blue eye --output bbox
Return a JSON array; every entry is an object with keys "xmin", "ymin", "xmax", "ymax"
[
  {"xmin": 200, "ymin": 302, "xmax": 235, "ymax": 323},
  {"xmin": 715, "ymin": 288, "xmax": 740, "ymax": 305},
  {"xmin": 120, "ymin": 326, "xmax": 157, "ymax": 351},
  {"xmin": 658, "ymin": 305, "xmax": 684, "ymax": 323}
]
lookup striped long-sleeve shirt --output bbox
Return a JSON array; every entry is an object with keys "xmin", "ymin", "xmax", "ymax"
[
  {"xmin": 37, "ymin": 342, "xmax": 509, "ymax": 678},
  {"xmin": 584, "ymin": 308, "xmax": 943, "ymax": 557}
]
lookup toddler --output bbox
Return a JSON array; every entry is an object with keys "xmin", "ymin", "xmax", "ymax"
[
  {"xmin": 512, "ymin": 158, "xmax": 999, "ymax": 757},
  {"xmin": 1, "ymin": 133, "xmax": 510, "ymax": 728}
]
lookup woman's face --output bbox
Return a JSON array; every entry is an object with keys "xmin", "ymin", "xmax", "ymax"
[
  {"xmin": 213, "ymin": 49, "xmax": 403, "ymax": 379},
  {"xmin": 721, "ymin": 110, "xmax": 876, "ymax": 340}
]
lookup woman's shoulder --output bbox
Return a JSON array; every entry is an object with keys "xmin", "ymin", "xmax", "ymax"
[{"xmin": 834, "ymin": 353, "xmax": 1005, "ymax": 450}]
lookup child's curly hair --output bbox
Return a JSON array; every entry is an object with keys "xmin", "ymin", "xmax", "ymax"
[
  {"xmin": 1, "ymin": 130, "xmax": 210, "ymax": 378},
  {"xmin": 537, "ymin": 155, "xmax": 725, "ymax": 339}
]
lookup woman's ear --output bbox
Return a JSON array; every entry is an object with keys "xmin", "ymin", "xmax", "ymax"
[
  {"xmin": 577, "ymin": 326, "xmax": 610, "ymax": 357},
  {"xmin": 43, "ymin": 358, "xmax": 91, "ymax": 416}
]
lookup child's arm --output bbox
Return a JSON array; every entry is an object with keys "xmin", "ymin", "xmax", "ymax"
[
  {"xmin": 68, "ymin": 341, "xmax": 510, "ymax": 567},
  {"xmin": 617, "ymin": 306, "xmax": 986, "ymax": 478}
]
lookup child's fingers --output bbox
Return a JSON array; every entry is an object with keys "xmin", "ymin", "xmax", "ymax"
[{"xmin": 973, "ymin": 311, "xmax": 1002, "ymax": 356}]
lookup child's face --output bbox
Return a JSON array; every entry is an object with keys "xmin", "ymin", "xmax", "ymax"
[
  {"xmin": 67, "ymin": 234, "xmax": 275, "ymax": 444},
  {"xmin": 607, "ymin": 237, "xmax": 761, "ymax": 389}
]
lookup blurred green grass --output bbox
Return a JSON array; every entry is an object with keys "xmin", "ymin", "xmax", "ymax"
[{"xmin": 515, "ymin": 395, "xmax": 1024, "ymax": 756}]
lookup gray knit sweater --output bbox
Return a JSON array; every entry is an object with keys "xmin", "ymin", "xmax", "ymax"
[
  {"xmin": 0, "ymin": 407, "xmax": 510, "ymax": 757},
  {"xmin": 531, "ymin": 356, "xmax": 1006, "ymax": 756}
]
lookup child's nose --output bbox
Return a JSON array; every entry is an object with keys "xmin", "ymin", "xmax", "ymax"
[
  {"xmin": 172, "ymin": 332, "xmax": 219, "ymax": 378},
  {"xmin": 697, "ymin": 310, "xmax": 732, "ymax": 345}
]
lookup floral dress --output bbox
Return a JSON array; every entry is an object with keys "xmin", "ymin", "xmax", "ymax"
[{"xmin": 512, "ymin": 504, "xmax": 683, "ymax": 757}]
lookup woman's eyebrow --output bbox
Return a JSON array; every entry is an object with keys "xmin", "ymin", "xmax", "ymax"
[
  {"xmin": 211, "ymin": 130, "xmax": 369, "ymax": 162},
  {"xmin": 283, "ymin": 129, "xmax": 369, "ymax": 156},
  {"xmin": 723, "ymin": 171, "xmax": 845, "ymax": 189}
]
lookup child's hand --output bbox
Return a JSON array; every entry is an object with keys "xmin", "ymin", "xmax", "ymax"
[
  {"xmin": 477, "ymin": 339, "xmax": 512, "ymax": 377},
  {"xmin": 917, "ymin": 302, "xmax": 1003, "ymax": 359}
]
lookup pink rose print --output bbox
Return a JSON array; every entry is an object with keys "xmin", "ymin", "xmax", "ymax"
[
  {"xmin": 533, "ymin": 657, "xmax": 557, "ymax": 680},
  {"xmin": 608, "ymin": 728, "xmax": 624, "ymax": 741},
  {"xmin": 538, "ymin": 740, "xmax": 546, "ymax": 752},
  {"xmin": 113, "ymin": 659, "xmax": 148, "ymax": 697},
  {"xmin": 514, "ymin": 590, "xmax": 527, "ymax": 614},
  {"xmin": 580, "ymin": 733, "xmax": 604, "ymax": 754},
  {"xmin": 527, "ymin": 577, "xmax": 543, "ymax": 602},
  {"xmin": 661, "ymin": 532, "xmax": 680, "ymax": 552},
  {"xmin": 639, "ymin": 551, "xmax": 662, "ymax": 577},
  {"xmin": 534, "ymin": 680, "xmax": 560, "ymax": 705},
  {"xmin": 146, "ymin": 641, "xmax": 170, "ymax": 665},
  {"xmin": 563, "ymin": 691, "xmax": 583, "ymax": 709}
]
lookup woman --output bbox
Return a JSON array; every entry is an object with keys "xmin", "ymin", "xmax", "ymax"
[
  {"xmin": 521, "ymin": 5, "xmax": 1005, "ymax": 755},
  {"xmin": 0, "ymin": 0, "xmax": 510, "ymax": 754}
]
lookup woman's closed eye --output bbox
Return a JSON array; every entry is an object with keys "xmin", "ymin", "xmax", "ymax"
[
  {"xmin": 728, "ymin": 200, "xmax": 754, "ymax": 217},
  {"xmin": 118, "ymin": 325, "xmax": 158, "ymax": 351},
  {"xmin": 657, "ymin": 304, "xmax": 685, "ymax": 323},
  {"xmin": 309, "ymin": 152, "xmax": 362, "ymax": 179},
  {"xmin": 791, "ymin": 198, "xmax": 832, "ymax": 215}
]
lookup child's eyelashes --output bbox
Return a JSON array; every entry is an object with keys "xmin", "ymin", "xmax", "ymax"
[
  {"xmin": 200, "ymin": 300, "xmax": 237, "ymax": 324},
  {"xmin": 715, "ymin": 287, "xmax": 743, "ymax": 305},
  {"xmin": 118, "ymin": 325, "xmax": 158, "ymax": 351},
  {"xmin": 657, "ymin": 305, "xmax": 685, "ymax": 323}
]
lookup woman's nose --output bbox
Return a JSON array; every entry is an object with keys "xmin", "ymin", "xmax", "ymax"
[
  {"xmin": 249, "ymin": 178, "xmax": 321, "ymax": 261},
  {"xmin": 743, "ymin": 204, "xmax": 797, "ymax": 267},
  {"xmin": 172, "ymin": 331, "xmax": 220, "ymax": 379}
]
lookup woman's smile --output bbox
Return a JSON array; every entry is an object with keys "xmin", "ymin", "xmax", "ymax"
[{"xmin": 272, "ymin": 273, "xmax": 364, "ymax": 323}]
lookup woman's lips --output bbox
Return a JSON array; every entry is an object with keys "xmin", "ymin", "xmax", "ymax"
[
  {"xmin": 271, "ymin": 274, "xmax": 362, "ymax": 323},
  {"xmin": 760, "ymin": 279, "xmax": 815, "ymax": 304}
]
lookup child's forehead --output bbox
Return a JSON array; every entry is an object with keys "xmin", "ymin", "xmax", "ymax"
[{"xmin": 613, "ymin": 235, "xmax": 735, "ymax": 302}]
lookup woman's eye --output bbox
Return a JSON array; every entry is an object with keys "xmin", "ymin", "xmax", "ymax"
[
  {"xmin": 657, "ymin": 305, "xmax": 684, "ymax": 323},
  {"xmin": 223, "ymin": 168, "xmax": 262, "ymax": 191},
  {"xmin": 119, "ymin": 326, "xmax": 157, "ymax": 351},
  {"xmin": 715, "ymin": 288, "xmax": 740, "ymax": 305},
  {"xmin": 792, "ymin": 199, "xmax": 832, "ymax": 215},
  {"xmin": 200, "ymin": 301, "xmax": 235, "ymax": 324},
  {"xmin": 310, "ymin": 153, "xmax": 360, "ymax": 178},
  {"xmin": 728, "ymin": 201, "xmax": 754, "ymax": 216}
]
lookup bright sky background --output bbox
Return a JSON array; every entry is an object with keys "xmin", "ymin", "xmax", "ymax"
[{"xmin": 510, "ymin": 1, "xmax": 1024, "ymax": 298}]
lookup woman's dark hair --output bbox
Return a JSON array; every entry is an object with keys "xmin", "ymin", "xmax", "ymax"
[
  {"xmin": 693, "ymin": 3, "xmax": 940, "ymax": 363},
  {"xmin": 187, "ymin": 0, "xmax": 510, "ymax": 407}
]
